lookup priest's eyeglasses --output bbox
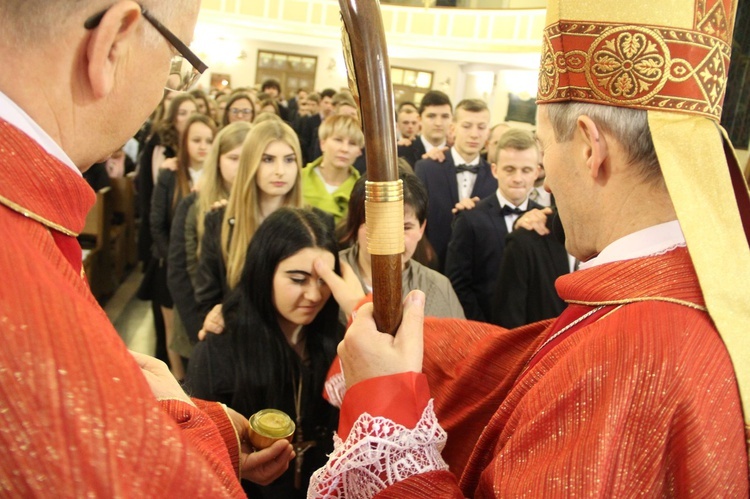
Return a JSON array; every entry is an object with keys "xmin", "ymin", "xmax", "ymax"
[{"xmin": 84, "ymin": 5, "xmax": 207, "ymax": 91}]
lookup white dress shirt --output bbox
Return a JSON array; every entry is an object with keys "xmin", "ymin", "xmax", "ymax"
[
  {"xmin": 420, "ymin": 135, "xmax": 446, "ymax": 155},
  {"xmin": 578, "ymin": 220, "xmax": 686, "ymax": 270},
  {"xmin": 495, "ymin": 190, "xmax": 529, "ymax": 233},
  {"xmin": 314, "ymin": 167, "xmax": 340, "ymax": 194},
  {"xmin": 452, "ymin": 148, "xmax": 481, "ymax": 201},
  {"xmin": 189, "ymin": 167, "xmax": 203, "ymax": 187},
  {"xmin": 0, "ymin": 90, "xmax": 79, "ymax": 175}
]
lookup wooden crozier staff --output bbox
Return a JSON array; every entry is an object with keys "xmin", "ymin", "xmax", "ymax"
[{"xmin": 338, "ymin": 0, "xmax": 403, "ymax": 335}]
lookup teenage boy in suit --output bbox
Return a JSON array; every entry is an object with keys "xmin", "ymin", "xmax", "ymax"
[
  {"xmin": 415, "ymin": 99, "xmax": 496, "ymax": 272},
  {"xmin": 445, "ymin": 128, "xmax": 542, "ymax": 321}
]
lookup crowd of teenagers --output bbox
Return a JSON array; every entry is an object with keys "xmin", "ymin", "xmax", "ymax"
[{"xmin": 87, "ymin": 79, "xmax": 570, "ymax": 496}]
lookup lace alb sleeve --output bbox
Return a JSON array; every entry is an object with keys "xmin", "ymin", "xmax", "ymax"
[{"xmin": 308, "ymin": 399, "xmax": 448, "ymax": 498}]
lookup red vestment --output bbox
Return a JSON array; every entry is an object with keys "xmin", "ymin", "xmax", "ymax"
[
  {"xmin": 313, "ymin": 247, "xmax": 748, "ymax": 497},
  {"xmin": 0, "ymin": 120, "xmax": 245, "ymax": 497}
]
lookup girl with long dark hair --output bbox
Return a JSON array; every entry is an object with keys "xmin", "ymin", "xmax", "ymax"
[{"xmin": 185, "ymin": 207, "xmax": 342, "ymax": 498}]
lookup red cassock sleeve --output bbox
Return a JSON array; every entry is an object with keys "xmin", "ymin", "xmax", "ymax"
[
  {"xmin": 374, "ymin": 471, "xmax": 464, "ymax": 498},
  {"xmin": 339, "ymin": 372, "xmax": 431, "ymax": 439}
]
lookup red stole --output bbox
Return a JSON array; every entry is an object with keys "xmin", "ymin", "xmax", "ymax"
[{"xmin": 0, "ymin": 119, "xmax": 93, "ymax": 278}]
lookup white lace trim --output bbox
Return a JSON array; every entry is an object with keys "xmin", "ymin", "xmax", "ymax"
[
  {"xmin": 308, "ymin": 399, "xmax": 448, "ymax": 498},
  {"xmin": 325, "ymin": 369, "xmax": 346, "ymax": 409},
  {"xmin": 650, "ymin": 241, "xmax": 687, "ymax": 257}
]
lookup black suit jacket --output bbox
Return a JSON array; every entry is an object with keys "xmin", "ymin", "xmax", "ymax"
[
  {"xmin": 167, "ymin": 193, "xmax": 203, "ymax": 344},
  {"xmin": 150, "ymin": 168, "xmax": 180, "ymax": 260},
  {"xmin": 444, "ymin": 194, "xmax": 542, "ymax": 321},
  {"xmin": 298, "ymin": 113, "xmax": 322, "ymax": 165},
  {"xmin": 287, "ymin": 96, "xmax": 299, "ymax": 121},
  {"xmin": 397, "ymin": 136, "xmax": 427, "ymax": 167},
  {"xmin": 415, "ymin": 154, "xmax": 496, "ymax": 272},
  {"xmin": 490, "ymin": 214, "xmax": 569, "ymax": 328},
  {"xmin": 136, "ymin": 134, "xmax": 175, "ymax": 263},
  {"xmin": 194, "ymin": 207, "xmax": 230, "ymax": 318}
]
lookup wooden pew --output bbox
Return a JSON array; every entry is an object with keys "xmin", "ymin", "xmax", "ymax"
[
  {"xmin": 109, "ymin": 174, "xmax": 137, "ymax": 282},
  {"xmin": 79, "ymin": 187, "xmax": 115, "ymax": 301}
]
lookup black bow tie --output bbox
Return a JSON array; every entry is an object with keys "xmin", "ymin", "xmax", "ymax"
[
  {"xmin": 501, "ymin": 205, "xmax": 525, "ymax": 216},
  {"xmin": 455, "ymin": 164, "xmax": 480, "ymax": 174}
]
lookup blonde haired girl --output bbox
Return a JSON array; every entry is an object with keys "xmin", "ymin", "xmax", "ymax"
[
  {"xmin": 196, "ymin": 120, "xmax": 305, "ymax": 331},
  {"xmin": 195, "ymin": 122, "xmax": 253, "ymax": 246},
  {"xmin": 168, "ymin": 122, "xmax": 252, "ymax": 356}
]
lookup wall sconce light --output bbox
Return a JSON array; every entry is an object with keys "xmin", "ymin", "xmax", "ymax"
[{"xmin": 192, "ymin": 37, "xmax": 244, "ymax": 66}]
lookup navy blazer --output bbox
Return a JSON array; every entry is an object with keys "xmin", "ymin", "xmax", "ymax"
[
  {"xmin": 444, "ymin": 193, "xmax": 542, "ymax": 321},
  {"xmin": 298, "ymin": 113, "xmax": 322, "ymax": 165},
  {"xmin": 415, "ymin": 154, "xmax": 496, "ymax": 272}
]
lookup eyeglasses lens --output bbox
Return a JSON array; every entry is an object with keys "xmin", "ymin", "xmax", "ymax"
[{"xmin": 166, "ymin": 55, "xmax": 201, "ymax": 91}]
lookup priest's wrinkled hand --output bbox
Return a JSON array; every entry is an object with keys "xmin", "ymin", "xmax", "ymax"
[
  {"xmin": 130, "ymin": 350, "xmax": 195, "ymax": 407},
  {"xmin": 338, "ymin": 290, "xmax": 425, "ymax": 389},
  {"xmin": 224, "ymin": 407, "xmax": 295, "ymax": 485}
]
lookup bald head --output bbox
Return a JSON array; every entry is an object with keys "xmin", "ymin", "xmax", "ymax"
[
  {"xmin": 0, "ymin": 0, "xmax": 194, "ymax": 45},
  {"xmin": 0, "ymin": 1, "xmax": 90, "ymax": 43}
]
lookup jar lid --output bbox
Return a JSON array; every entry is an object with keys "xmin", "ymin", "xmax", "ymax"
[{"xmin": 249, "ymin": 409, "xmax": 295, "ymax": 439}]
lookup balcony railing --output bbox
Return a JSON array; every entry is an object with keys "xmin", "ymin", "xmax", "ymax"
[{"xmin": 199, "ymin": 0, "xmax": 546, "ymax": 63}]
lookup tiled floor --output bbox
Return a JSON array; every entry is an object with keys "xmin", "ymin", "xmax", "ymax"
[{"xmin": 104, "ymin": 269, "xmax": 156, "ymax": 356}]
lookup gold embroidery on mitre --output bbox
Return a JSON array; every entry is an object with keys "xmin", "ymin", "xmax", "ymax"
[
  {"xmin": 587, "ymin": 26, "xmax": 669, "ymax": 104},
  {"xmin": 538, "ymin": 20, "xmax": 732, "ymax": 120},
  {"xmin": 696, "ymin": 0, "xmax": 731, "ymax": 42},
  {"xmin": 693, "ymin": 43, "xmax": 728, "ymax": 107},
  {"xmin": 538, "ymin": 34, "xmax": 559, "ymax": 100}
]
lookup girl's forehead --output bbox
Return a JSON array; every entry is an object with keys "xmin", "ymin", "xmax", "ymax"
[
  {"xmin": 278, "ymin": 247, "xmax": 335, "ymax": 269},
  {"xmin": 264, "ymin": 140, "xmax": 294, "ymax": 154}
]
